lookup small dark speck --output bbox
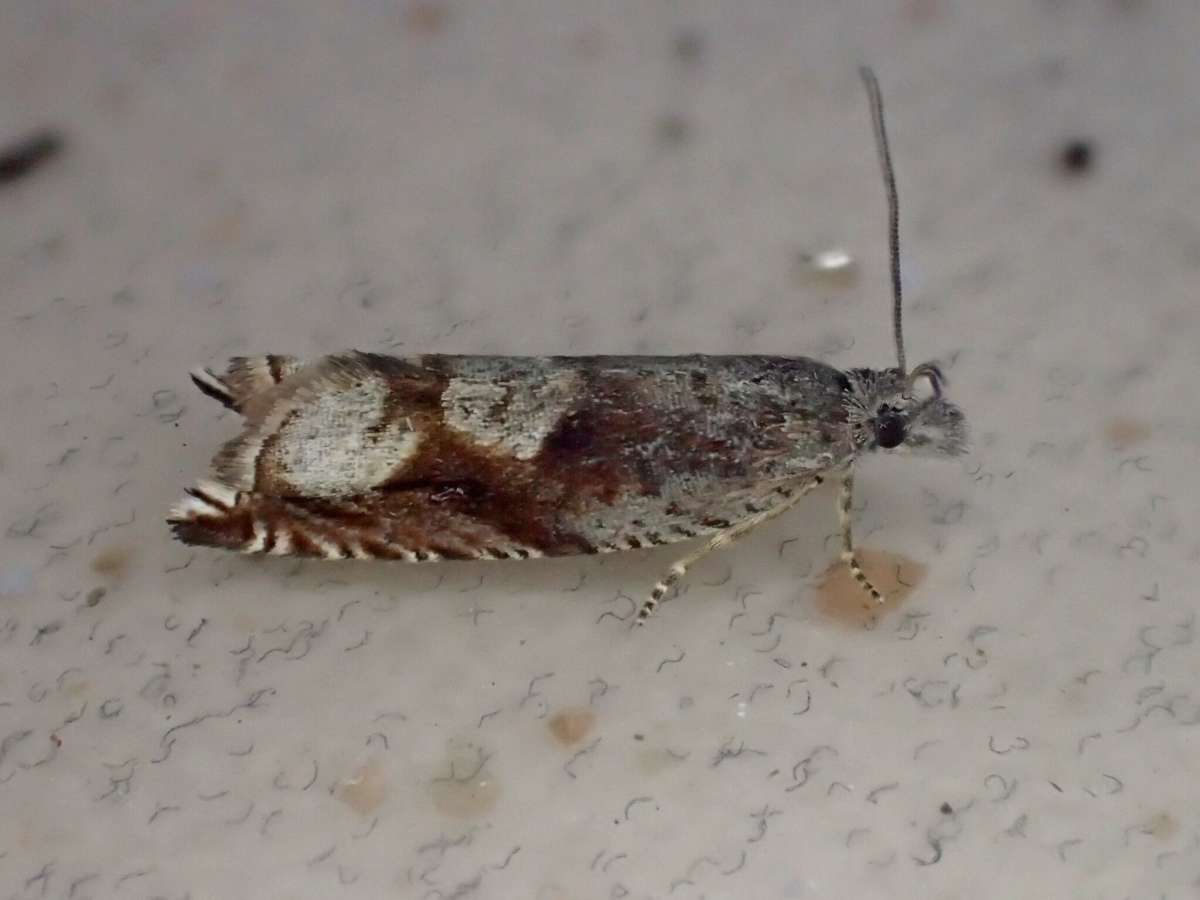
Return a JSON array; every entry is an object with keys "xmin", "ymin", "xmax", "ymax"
[
  {"xmin": 940, "ymin": 802, "xmax": 953, "ymax": 815},
  {"xmin": 1059, "ymin": 139, "xmax": 1094, "ymax": 175},
  {"xmin": 633, "ymin": 733, "xmax": 644, "ymax": 741},
  {"xmin": 85, "ymin": 586, "xmax": 107, "ymax": 607},
  {"xmin": 656, "ymin": 113, "xmax": 691, "ymax": 148},
  {"xmin": 0, "ymin": 129, "xmax": 64, "ymax": 185},
  {"xmin": 673, "ymin": 28, "xmax": 706, "ymax": 66}
]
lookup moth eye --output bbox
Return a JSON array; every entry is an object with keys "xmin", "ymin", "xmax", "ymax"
[{"xmin": 875, "ymin": 414, "xmax": 906, "ymax": 449}]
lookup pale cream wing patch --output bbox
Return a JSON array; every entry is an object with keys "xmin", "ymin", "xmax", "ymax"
[
  {"xmin": 214, "ymin": 353, "xmax": 425, "ymax": 496},
  {"xmin": 442, "ymin": 368, "xmax": 580, "ymax": 460},
  {"xmin": 269, "ymin": 380, "xmax": 421, "ymax": 497}
]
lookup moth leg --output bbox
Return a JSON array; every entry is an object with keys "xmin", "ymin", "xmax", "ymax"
[
  {"xmin": 838, "ymin": 471, "xmax": 885, "ymax": 604},
  {"xmin": 636, "ymin": 476, "xmax": 826, "ymax": 625}
]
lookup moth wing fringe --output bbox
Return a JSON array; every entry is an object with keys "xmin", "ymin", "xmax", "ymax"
[
  {"xmin": 188, "ymin": 355, "xmax": 303, "ymax": 413},
  {"xmin": 167, "ymin": 486, "xmax": 519, "ymax": 562},
  {"xmin": 189, "ymin": 368, "xmax": 239, "ymax": 410}
]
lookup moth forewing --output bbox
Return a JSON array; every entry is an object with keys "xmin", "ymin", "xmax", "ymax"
[{"xmin": 171, "ymin": 353, "xmax": 854, "ymax": 563}]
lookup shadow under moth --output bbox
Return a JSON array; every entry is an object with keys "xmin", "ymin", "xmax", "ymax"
[{"xmin": 168, "ymin": 69, "xmax": 967, "ymax": 624}]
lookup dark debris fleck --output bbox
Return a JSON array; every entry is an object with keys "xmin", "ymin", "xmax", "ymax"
[
  {"xmin": 1059, "ymin": 138, "xmax": 1094, "ymax": 175},
  {"xmin": 0, "ymin": 130, "xmax": 65, "ymax": 185}
]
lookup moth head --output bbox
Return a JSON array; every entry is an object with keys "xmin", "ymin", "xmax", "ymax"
[
  {"xmin": 847, "ymin": 71, "xmax": 967, "ymax": 460},
  {"xmin": 845, "ymin": 363, "xmax": 967, "ymax": 458}
]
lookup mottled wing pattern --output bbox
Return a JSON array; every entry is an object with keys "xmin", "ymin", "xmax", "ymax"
[{"xmin": 169, "ymin": 352, "xmax": 849, "ymax": 561}]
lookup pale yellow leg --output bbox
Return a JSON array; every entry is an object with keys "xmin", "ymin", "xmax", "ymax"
[
  {"xmin": 838, "ymin": 471, "xmax": 885, "ymax": 604},
  {"xmin": 636, "ymin": 476, "xmax": 826, "ymax": 625}
]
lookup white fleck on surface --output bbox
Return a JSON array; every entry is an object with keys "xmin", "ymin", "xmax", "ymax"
[{"xmin": 2, "ymin": 2, "xmax": 1199, "ymax": 899}]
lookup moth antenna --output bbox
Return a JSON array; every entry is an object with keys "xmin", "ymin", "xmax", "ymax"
[{"xmin": 858, "ymin": 66, "xmax": 906, "ymax": 375}]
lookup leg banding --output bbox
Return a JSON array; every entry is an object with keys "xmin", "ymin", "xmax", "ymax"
[
  {"xmin": 838, "ymin": 473, "xmax": 886, "ymax": 604},
  {"xmin": 635, "ymin": 476, "xmax": 825, "ymax": 625},
  {"xmin": 844, "ymin": 552, "xmax": 884, "ymax": 603},
  {"xmin": 638, "ymin": 562, "xmax": 688, "ymax": 623}
]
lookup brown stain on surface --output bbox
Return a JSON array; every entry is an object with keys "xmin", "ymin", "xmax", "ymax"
[
  {"xmin": 201, "ymin": 207, "xmax": 244, "ymax": 248},
  {"xmin": 91, "ymin": 546, "xmax": 134, "ymax": 580},
  {"xmin": 1104, "ymin": 417, "xmax": 1151, "ymax": 450},
  {"xmin": 338, "ymin": 758, "xmax": 387, "ymax": 816},
  {"xmin": 547, "ymin": 707, "xmax": 595, "ymax": 747},
  {"xmin": 1147, "ymin": 811, "xmax": 1178, "ymax": 841},
  {"xmin": 816, "ymin": 548, "xmax": 926, "ymax": 627},
  {"xmin": 406, "ymin": 1, "xmax": 448, "ymax": 34}
]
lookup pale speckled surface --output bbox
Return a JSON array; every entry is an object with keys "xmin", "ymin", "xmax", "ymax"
[{"xmin": 2, "ymin": 2, "xmax": 1199, "ymax": 898}]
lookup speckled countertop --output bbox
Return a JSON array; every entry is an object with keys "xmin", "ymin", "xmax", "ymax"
[{"xmin": 2, "ymin": 2, "xmax": 1199, "ymax": 898}]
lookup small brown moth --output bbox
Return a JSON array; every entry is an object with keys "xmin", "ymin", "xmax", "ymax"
[{"xmin": 169, "ymin": 68, "xmax": 967, "ymax": 624}]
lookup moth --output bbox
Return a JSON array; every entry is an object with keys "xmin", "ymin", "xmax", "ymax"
[{"xmin": 169, "ymin": 68, "xmax": 967, "ymax": 624}]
